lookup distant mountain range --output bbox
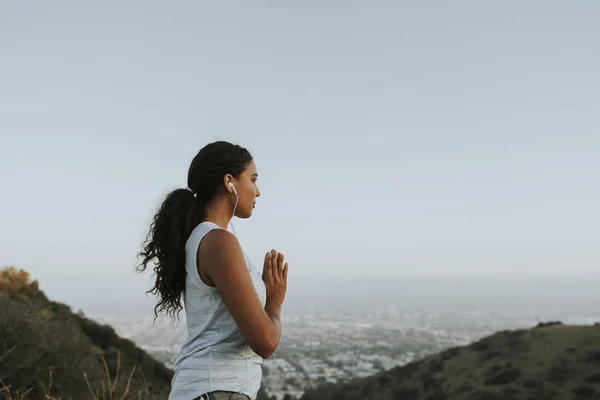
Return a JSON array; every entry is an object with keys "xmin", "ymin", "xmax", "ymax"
[{"xmin": 43, "ymin": 273, "xmax": 600, "ymax": 320}]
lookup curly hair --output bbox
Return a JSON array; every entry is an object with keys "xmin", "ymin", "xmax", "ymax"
[{"xmin": 137, "ymin": 141, "xmax": 253, "ymax": 320}]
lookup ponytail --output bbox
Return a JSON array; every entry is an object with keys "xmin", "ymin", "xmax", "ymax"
[{"xmin": 137, "ymin": 188, "xmax": 203, "ymax": 320}]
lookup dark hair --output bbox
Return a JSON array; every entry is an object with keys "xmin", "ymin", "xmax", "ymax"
[{"xmin": 137, "ymin": 141, "xmax": 253, "ymax": 320}]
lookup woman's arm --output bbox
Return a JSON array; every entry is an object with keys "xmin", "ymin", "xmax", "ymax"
[{"xmin": 199, "ymin": 229, "xmax": 287, "ymax": 358}]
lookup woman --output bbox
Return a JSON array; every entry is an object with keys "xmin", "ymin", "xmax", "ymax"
[{"xmin": 137, "ymin": 141, "xmax": 288, "ymax": 400}]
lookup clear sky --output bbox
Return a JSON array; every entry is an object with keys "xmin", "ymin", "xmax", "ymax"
[{"xmin": 1, "ymin": 1, "xmax": 599, "ymax": 308}]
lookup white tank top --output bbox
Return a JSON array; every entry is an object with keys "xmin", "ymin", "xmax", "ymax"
[{"xmin": 169, "ymin": 222, "xmax": 266, "ymax": 400}]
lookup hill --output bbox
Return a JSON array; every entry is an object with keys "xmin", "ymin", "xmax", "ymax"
[
  {"xmin": 299, "ymin": 322, "xmax": 600, "ymax": 400},
  {"xmin": 4, "ymin": 266, "xmax": 600, "ymax": 400},
  {"xmin": 0, "ymin": 266, "xmax": 173, "ymax": 399}
]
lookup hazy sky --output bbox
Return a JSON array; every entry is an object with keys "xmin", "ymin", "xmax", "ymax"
[{"xmin": 1, "ymin": 1, "xmax": 599, "ymax": 309}]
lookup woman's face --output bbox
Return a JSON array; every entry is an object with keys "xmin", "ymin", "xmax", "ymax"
[{"xmin": 232, "ymin": 160, "xmax": 260, "ymax": 218}]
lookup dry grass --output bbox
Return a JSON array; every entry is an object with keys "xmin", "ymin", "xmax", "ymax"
[
  {"xmin": 0, "ymin": 379, "xmax": 33, "ymax": 400},
  {"xmin": 83, "ymin": 353, "xmax": 149, "ymax": 400},
  {"xmin": 0, "ymin": 352, "xmax": 149, "ymax": 400}
]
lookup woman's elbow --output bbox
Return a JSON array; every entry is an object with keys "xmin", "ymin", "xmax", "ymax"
[
  {"xmin": 250, "ymin": 336, "xmax": 279, "ymax": 359},
  {"xmin": 255, "ymin": 347, "xmax": 275, "ymax": 359}
]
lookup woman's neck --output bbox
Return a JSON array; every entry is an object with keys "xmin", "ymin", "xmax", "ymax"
[{"xmin": 201, "ymin": 198, "xmax": 234, "ymax": 229}]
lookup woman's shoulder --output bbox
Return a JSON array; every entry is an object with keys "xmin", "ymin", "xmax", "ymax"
[
  {"xmin": 187, "ymin": 221, "xmax": 224, "ymax": 250},
  {"xmin": 190, "ymin": 221, "xmax": 222, "ymax": 237}
]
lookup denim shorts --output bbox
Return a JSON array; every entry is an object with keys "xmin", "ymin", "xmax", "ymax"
[{"xmin": 193, "ymin": 391, "xmax": 251, "ymax": 400}]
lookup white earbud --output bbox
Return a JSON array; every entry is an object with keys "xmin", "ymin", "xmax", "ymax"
[
  {"xmin": 228, "ymin": 181, "xmax": 237, "ymax": 194},
  {"xmin": 228, "ymin": 182, "xmax": 238, "ymax": 235}
]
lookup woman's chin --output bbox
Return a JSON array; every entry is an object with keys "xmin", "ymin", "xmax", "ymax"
[{"xmin": 235, "ymin": 210, "xmax": 253, "ymax": 219}]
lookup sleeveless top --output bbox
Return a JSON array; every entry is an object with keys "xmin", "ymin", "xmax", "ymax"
[{"xmin": 169, "ymin": 222, "xmax": 266, "ymax": 400}]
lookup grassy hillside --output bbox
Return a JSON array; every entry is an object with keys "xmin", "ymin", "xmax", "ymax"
[
  {"xmin": 0, "ymin": 266, "xmax": 173, "ymax": 399},
  {"xmin": 299, "ymin": 322, "xmax": 600, "ymax": 400}
]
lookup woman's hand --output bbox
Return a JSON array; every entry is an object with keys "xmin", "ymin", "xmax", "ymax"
[{"xmin": 262, "ymin": 249, "xmax": 288, "ymax": 306}]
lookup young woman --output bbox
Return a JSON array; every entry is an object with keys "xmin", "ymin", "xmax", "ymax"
[{"xmin": 137, "ymin": 141, "xmax": 288, "ymax": 400}]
